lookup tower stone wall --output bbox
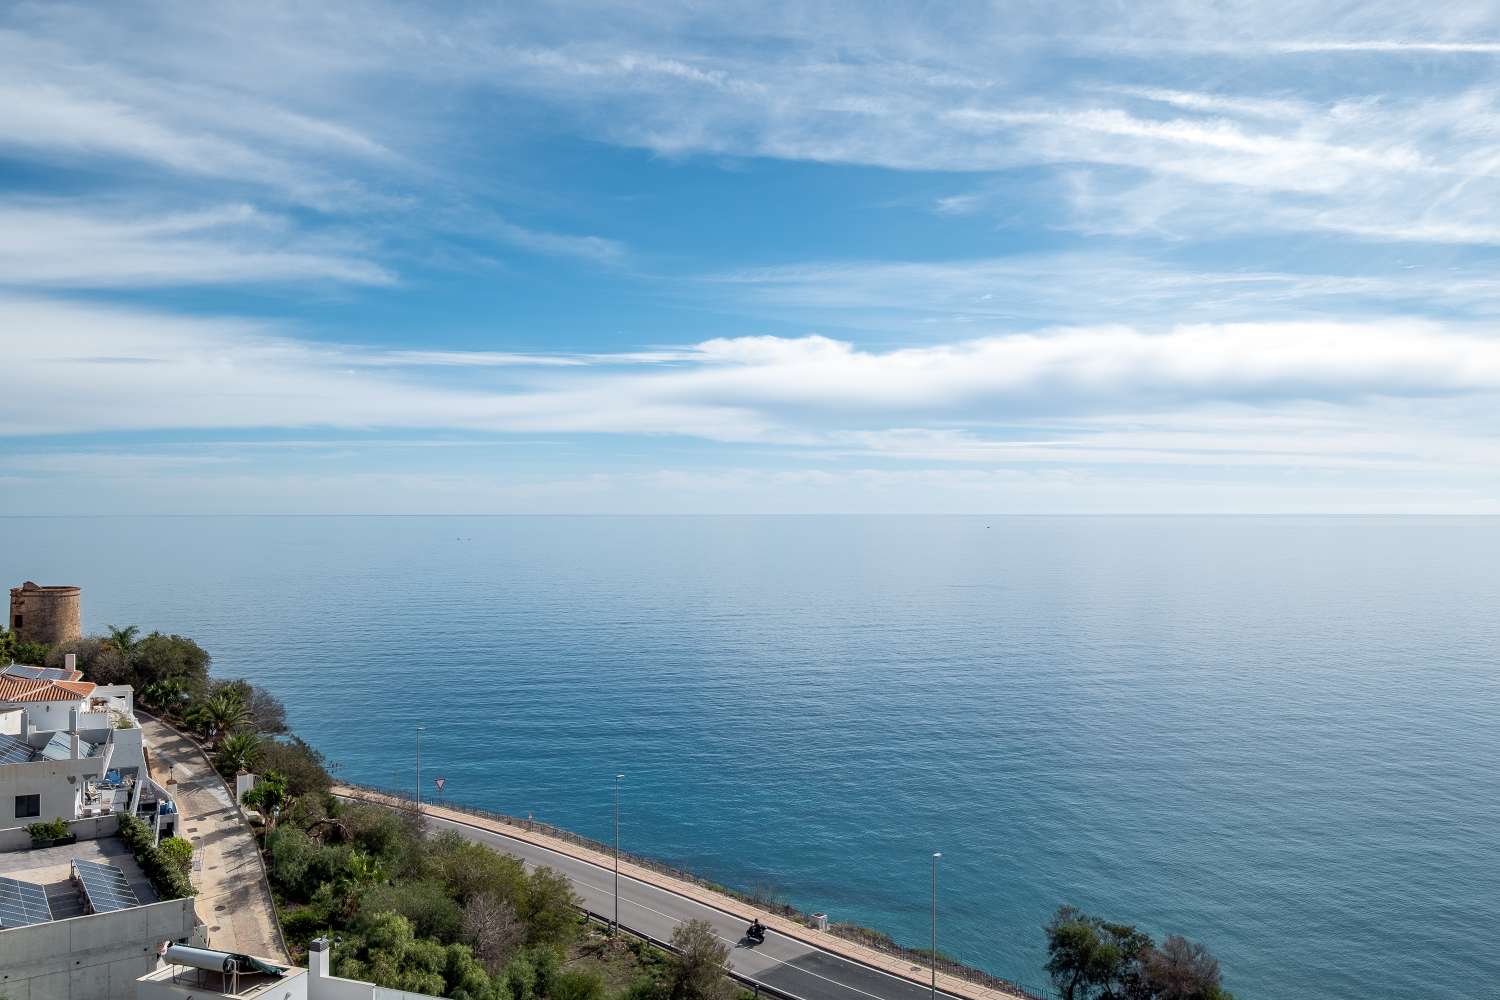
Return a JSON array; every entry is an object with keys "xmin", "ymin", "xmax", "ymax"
[{"xmin": 8, "ymin": 581, "xmax": 82, "ymax": 647}]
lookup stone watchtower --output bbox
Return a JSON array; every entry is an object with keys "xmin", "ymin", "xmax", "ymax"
[{"xmin": 8, "ymin": 581, "xmax": 82, "ymax": 647}]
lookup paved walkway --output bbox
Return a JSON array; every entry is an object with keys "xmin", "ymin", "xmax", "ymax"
[
  {"xmin": 334, "ymin": 785, "xmax": 1027, "ymax": 1000},
  {"xmin": 142, "ymin": 714, "xmax": 286, "ymax": 961}
]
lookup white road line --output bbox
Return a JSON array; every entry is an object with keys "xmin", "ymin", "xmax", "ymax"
[{"xmin": 337, "ymin": 797, "xmax": 973, "ymax": 1000}]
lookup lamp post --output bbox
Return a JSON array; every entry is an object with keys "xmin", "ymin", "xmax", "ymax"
[
  {"xmin": 931, "ymin": 852, "xmax": 942, "ymax": 1000},
  {"xmin": 415, "ymin": 726, "xmax": 426, "ymax": 814},
  {"xmin": 613, "ymin": 773, "xmax": 624, "ymax": 936}
]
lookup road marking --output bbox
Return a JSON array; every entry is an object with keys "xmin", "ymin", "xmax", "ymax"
[{"xmin": 336, "ymin": 796, "xmax": 978, "ymax": 1000}]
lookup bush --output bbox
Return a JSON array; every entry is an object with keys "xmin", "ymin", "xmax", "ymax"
[
  {"xmin": 669, "ymin": 919, "xmax": 732, "ymax": 1000},
  {"xmin": 422, "ymin": 831, "xmax": 528, "ymax": 906},
  {"xmin": 27, "ymin": 818, "xmax": 70, "ymax": 841},
  {"xmin": 359, "ymin": 879, "xmax": 465, "ymax": 942},
  {"xmin": 340, "ymin": 801, "xmax": 420, "ymax": 867},
  {"xmin": 121, "ymin": 632, "xmax": 211, "ymax": 700},
  {"xmin": 280, "ymin": 905, "xmax": 334, "ymax": 950},
  {"xmin": 260, "ymin": 736, "xmax": 332, "ymax": 796},
  {"xmin": 117, "ymin": 813, "xmax": 196, "ymax": 899},
  {"xmin": 159, "ymin": 836, "xmax": 193, "ymax": 876},
  {"xmin": 266, "ymin": 828, "xmax": 318, "ymax": 897},
  {"xmin": 552, "ymin": 969, "xmax": 606, "ymax": 1000},
  {"xmin": 519, "ymin": 867, "xmax": 579, "ymax": 949}
]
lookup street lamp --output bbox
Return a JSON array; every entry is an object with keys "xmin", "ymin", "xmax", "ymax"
[
  {"xmin": 613, "ymin": 773, "xmax": 624, "ymax": 936},
  {"xmin": 415, "ymin": 726, "xmax": 426, "ymax": 814},
  {"xmin": 931, "ymin": 852, "xmax": 942, "ymax": 1000}
]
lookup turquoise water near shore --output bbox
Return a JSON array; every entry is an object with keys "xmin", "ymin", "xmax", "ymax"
[{"xmin": 3, "ymin": 515, "xmax": 1497, "ymax": 999}]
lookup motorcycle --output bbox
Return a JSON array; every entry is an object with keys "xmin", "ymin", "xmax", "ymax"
[{"xmin": 744, "ymin": 921, "xmax": 767, "ymax": 946}]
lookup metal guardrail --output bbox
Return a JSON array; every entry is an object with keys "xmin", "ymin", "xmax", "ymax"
[
  {"xmin": 343, "ymin": 782, "xmax": 1055, "ymax": 1000},
  {"xmin": 580, "ymin": 908, "xmax": 802, "ymax": 1000}
]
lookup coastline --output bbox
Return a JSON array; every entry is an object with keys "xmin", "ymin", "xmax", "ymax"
[{"xmin": 334, "ymin": 782, "xmax": 1051, "ymax": 1000}]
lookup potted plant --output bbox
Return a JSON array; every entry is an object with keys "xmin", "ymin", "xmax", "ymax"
[{"xmin": 26, "ymin": 818, "xmax": 69, "ymax": 847}]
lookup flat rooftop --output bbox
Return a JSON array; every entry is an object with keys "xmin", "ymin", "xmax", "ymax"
[
  {"xmin": 0, "ymin": 836, "xmax": 157, "ymax": 925},
  {"xmin": 138, "ymin": 961, "xmax": 305, "ymax": 998}
]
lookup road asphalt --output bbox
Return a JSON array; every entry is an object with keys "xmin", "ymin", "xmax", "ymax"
[{"xmin": 339, "ymin": 796, "xmax": 984, "ymax": 1000}]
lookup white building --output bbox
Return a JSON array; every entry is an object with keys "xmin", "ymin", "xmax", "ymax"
[
  {"xmin": 0, "ymin": 839, "xmax": 198, "ymax": 1000},
  {"xmin": 136, "ymin": 939, "xmax": 446, "ymax": 1000},
  {"xmin": 0, "ymin": 664, "xmax": 158, "ymax": 830}
]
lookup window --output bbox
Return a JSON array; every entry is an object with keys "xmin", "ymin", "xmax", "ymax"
[
  {"xmin": 12, "ymin": 614, "xmax": 20, "ymax": 628},
  {"xmin": 14, "ymin": 794, "xmax": 41, "ymax": 819}
]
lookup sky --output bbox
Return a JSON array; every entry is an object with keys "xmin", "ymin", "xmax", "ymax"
[{"xmin": 4, "ymin": 1, "xmax": 1500, "ymax": 514}]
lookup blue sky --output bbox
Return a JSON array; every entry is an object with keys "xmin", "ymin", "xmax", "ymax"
[{"xmin": 4, "ymin": 1, "xmax": 1500, "ymax": 513}]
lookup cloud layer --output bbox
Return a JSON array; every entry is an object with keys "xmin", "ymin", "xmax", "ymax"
[{"xmin": 4, "ymin": 3, "xmax": 1500, "ymax": 511}]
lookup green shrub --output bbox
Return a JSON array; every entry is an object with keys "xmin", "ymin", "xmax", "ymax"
[
  {"xmin": 359, "ymin": 879, "xmax": 464, "ymax": 942},
  {"xmin": 552, "ymin": 968, "xmax": 606, "ymax": 1000},
  {"xmin": 159, "ymin": 836, "xmax": 193, "ymax": 875},
  {"xmin": 280, "ymin": 906, "xmax": 334, "ymax": 950},
  {"xmin": 260, "ymin": 736, "xmax": 333, "ymax": 796},
  {"xmin": 116, "ymin": 813, "xmax": 195, "ymax": 899},
  {"xmin": 27, "ymin": 818, "xmax": 70, "ymax": 841}
]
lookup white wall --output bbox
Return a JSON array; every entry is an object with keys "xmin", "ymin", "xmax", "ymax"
[
  {"xmin": 109, "ymin": 725, "xmax": 146, "ymax": 773},
  {"xmin": 0, "ymin": 812, "xmax": 118, "ymax": 850},
  {"xmin": 0, "ymin": 755, "xmax": 102, "ymax": 827},
  {"xmin": 136, "ymin": 967, "xmax": 308, "ymax": 1000},
  {"xmin": 0, "ymin": 897, "xmax": 196, "ymax": 1000},
  {"xmin": 0, "ymin": 697, "xmax": 87, "ymax": 732}
]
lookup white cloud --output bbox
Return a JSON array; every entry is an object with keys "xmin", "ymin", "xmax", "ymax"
[
  {"xmin": 3, "ymin": 296, "xmax": 1499, "ymax": 492},
  {"xmin": 0, "ymin": 201, "xmax": 393, "ymax": 287}
]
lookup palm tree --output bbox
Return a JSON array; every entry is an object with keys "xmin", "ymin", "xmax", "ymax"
[
  {"xmin": 141, "ymin": 677, "xmax": 188, "ymax": 713},
  {"xmin": 105, "ymin": 624, "xmax": 140, "ymax": 667},
  {"xmin": 201, "ymin": 690, "xmax": 252, "ymax": 743},
  {"xmin": 214, "ymin": 732, "xmax": 264, "ymax": 775}
]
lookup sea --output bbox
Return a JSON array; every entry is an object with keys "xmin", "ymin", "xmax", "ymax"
[{"xmin": 3, "ymin": 515, "xmax": 1496, "ymax": 1000}]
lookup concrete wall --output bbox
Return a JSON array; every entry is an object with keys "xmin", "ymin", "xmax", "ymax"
[
  {"xmin": 0, "ymin": 755, "xmax": 101, "ymax": 827},
  {"xmin": 0, "ymin": 897, "xmax": 196, "ymax": 1000},
  {"xmin": 0, "ymin": 698, "xmax": 88, "ymax": 732},
  {"xmin": 105, "ymin": 725, "xmax": 145, "ymax": 773},
  {"xmin": 136, "ymin": 968, "xmax": 308, "ymax": 1000},
  {"xmin": 0, "ymin": 812, "xmax": 118, "ymax": 850}
]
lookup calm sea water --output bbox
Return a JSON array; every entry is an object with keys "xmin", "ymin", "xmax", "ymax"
[{"xmin": 2, "ymin": 515, "xmax": 1496, "ymax": 999}]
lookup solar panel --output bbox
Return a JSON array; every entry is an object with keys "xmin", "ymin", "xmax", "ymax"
[
  {"xmin": 0, "ymin": 876, "xmax": 52, "ymax": 927},
  {"xmin": 0, "ymin": 733, "xmax": 36, "ymax": 764},
  {"xmin": 73, "ymin": 858, "xmax": 140, "ymax": 914},
  {"xmin": 2, "ymin": 665, "xmax": 45, "ymax": 679},
  {"xmin": 38, "ymin": 732, "xmax": 100, "ymax": 761}
]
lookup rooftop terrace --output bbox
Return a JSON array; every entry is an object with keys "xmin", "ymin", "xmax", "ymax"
[{"xmin": 0, "ymin": 836, "xmax": 156, "ymax": 927}]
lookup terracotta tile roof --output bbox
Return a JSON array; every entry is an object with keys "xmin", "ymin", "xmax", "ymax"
[{"xmin": 0, "ymin": 676, "xmax": 96, "ymax": 703}]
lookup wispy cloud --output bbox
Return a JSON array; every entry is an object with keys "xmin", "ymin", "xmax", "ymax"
[
  {"xmin": 0, "ymin": 200, "xmax": 393, "ymax": 287},
  {"xmin": 4, "ymin": 296, "xmax": 1500, "ymax": 489}
]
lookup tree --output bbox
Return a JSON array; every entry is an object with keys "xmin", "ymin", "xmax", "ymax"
[
  {"xmin": 1141, "ymin": 935, "xmax": 1233, "ymax": 1000},
  {"xmin": 130, "ymin": 632, "xmax": 211, "ymax": 695},
  {"xmin": 462, "ymin": 891, "xmax": 525, "ymax": 975},
  {"xmin": 1044, "ymin": 906, "xmax": 1153, "ymax": 1000},
  {"xmin": 518, "ymin": 866, "xmax": 579, "ymax": 949},
  {"xmin": 359, "ymin": 878, "xmax": 464, "ymax": 941},
  {"xmin": 141, "ymin": 676, "xmax": 190, "ymax": 714},
  {"xmin": 243, "ymin": 771, "xmax": 290, "ymax": 823},
  {"xmin": 105, "ymin": 624, "xmax": 140, "ymax": 667},
  {"xmin": 215, "ymin": 731, "xmax": 264, "ymax": 775},
  {"xmin": 423, "ymin": 831, "xmax": 528, "ymax": 907},
  {"xmin": 201, "ymin": 690, "xmax": 253, "ymax": 741},
  {"xmin": 668, "ymin": 919, "xmax": 731, "ymax": 1000},
  {"xmin": 260, "ymin": 736, "xmax": 333, "ymax": 796},
  {"xmin": 246, "ymin": 685, "xmax": 289, "ymax": 734},
  {"xmin": 46, "ymin": 637, "xmax": 120, "ymax": 682}
]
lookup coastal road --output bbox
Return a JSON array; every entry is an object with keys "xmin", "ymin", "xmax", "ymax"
[{"xmin": 332, "ymin": 793, "xmax": 1011, "ymax": 1000}]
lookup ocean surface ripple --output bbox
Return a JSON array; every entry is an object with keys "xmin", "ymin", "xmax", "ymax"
[{"xmin": 3, "ymin": 515, "xmax": 1497, "ymax": 1000}]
